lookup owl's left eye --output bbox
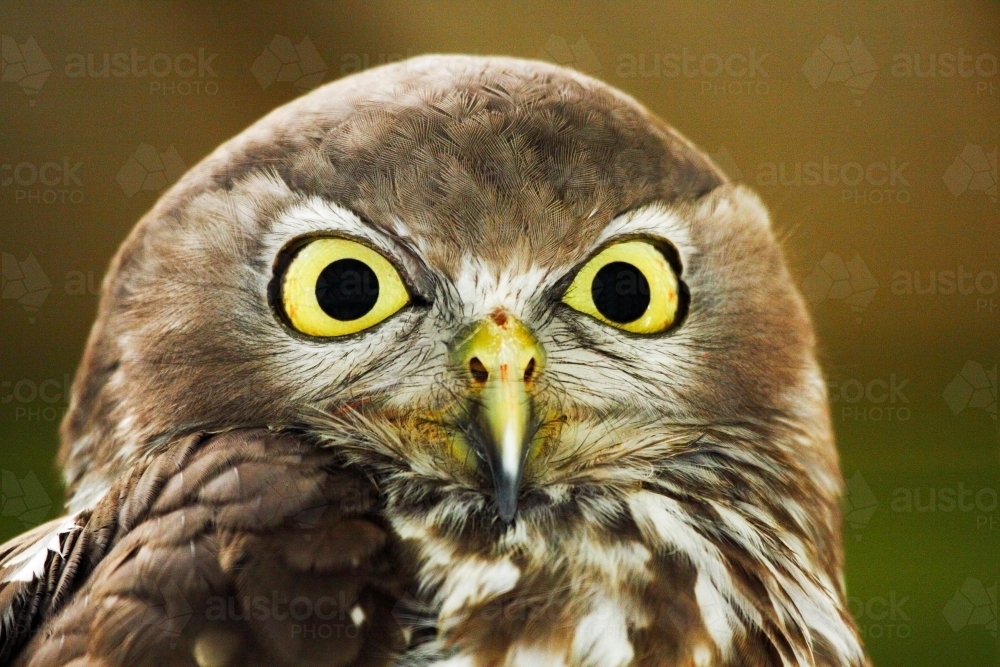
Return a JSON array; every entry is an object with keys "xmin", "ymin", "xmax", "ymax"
[
  {"xmin": 279, "ymin": 238, "xmax": 410, "ymax": 337},
  {"xmin": 562, "ymin": 240, "xmax": 682, "ymax": 334}
]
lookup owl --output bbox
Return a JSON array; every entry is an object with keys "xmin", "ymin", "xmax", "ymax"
[{"xmin": 0, "ymin": 56, "xmax": 868, "ymax": 667}]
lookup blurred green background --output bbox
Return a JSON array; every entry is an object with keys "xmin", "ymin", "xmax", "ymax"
[{"xmin": 1, "ymin": 2, "xmax": 997, "ymax": 664}]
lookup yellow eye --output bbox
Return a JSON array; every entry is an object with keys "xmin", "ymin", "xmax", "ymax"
[
  {"xmin": 562, "ymin": 240, "xmax": 681, "ymax": 334},
  {"xmin": 280, "ymin": 238, "xmax": 410, "ymax": 337}
]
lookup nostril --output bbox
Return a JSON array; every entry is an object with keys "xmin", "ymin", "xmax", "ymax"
[
  {"xmin": 469, "ymin": 357, "xmax": 489, "ymax": 383},
  {"xmin": 523, "ymin": 358, "xmax": 536, "ymax": 383}
]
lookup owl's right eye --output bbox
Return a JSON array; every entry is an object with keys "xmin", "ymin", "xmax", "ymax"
[
  {"xmin": 279, "ymin": 238, "xmax": 410, "ymax": 337},
  {"xmin": 562, "ymin": 239, "xmax": 682, "ymax": 334}
]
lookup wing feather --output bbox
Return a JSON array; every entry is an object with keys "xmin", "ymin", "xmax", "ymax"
[{"xmin": 1, "ymin": 430, "xmax": 411, "ymax": 667}]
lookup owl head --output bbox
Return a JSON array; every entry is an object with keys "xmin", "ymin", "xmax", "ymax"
[{"xmin": 60, "ymin": 57, "xmax": 838, "ymax": 564}]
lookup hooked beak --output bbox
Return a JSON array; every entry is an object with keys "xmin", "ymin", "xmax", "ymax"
[{"xmin": 452, "ymin": 310, "xmax": 544, "ymax": 523}]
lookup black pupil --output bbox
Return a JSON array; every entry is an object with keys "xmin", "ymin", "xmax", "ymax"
[
  {"xmin": 315, "ymin": 259, "xmax": 379, "ymax": 321},
  {"xmin": 591, "ymin": 262, "xmax": 650, "ymax": 323}
]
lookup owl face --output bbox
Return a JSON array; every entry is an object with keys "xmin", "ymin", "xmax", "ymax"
[
  {"xmin": 61, "ymin": 56, "xmax": 832, "ymax": 531},
  {"xmin": 254, "ymin": 194, "xmax": 699, "ymax": 522}
]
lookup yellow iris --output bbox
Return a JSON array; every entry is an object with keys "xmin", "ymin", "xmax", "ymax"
[
  {"xmin": 562, "ymin": 240, "xmax": 680, "ymax": 334},
  {"xmin": 281, "ymin": 238, "xmax": 410, "ymax": 337}
]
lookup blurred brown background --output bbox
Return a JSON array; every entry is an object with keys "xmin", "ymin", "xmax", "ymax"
[{"xmin": 1, "ymin": 2, "xmax": 998, "ymax": 664}]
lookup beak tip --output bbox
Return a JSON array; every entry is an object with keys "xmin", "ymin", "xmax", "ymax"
[
  {"xmin": 497, "ymin": 497, "xmax": 517, "ymax": 524},
  {"xmin": 493, "ymin": 470, "xmax": 520, "ymax": 524}
]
